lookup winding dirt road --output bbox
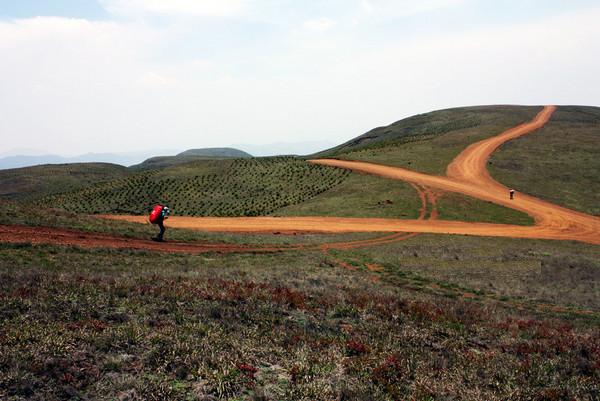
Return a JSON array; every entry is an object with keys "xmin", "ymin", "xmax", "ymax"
[
  {"xmin": 103, "ymin": 106, "xmax": 600, "ymax": 245},
  {"xmin": 2, "ymin": 105, "xmax": 599, "ymax": 251}
]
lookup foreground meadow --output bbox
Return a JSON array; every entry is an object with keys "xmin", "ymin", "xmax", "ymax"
[{"xmin": 1, "ymin": 233, "xmax": 598, "ymax": 400}]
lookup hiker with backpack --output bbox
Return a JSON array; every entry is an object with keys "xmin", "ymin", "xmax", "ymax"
[{"xmin": 149, "ymin": 205, "xmax": 170, "ymax": 242}]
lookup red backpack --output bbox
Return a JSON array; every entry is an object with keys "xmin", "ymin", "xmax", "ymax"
[{"xmin": 149, "ymin": 205, "xmax": 164, "ymax": 224}]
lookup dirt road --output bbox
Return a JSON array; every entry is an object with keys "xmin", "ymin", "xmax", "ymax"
[
  {"xmin": 0, "ymin": 182, "xmax": 438, "ymax": 253},
  {"xmin": 103, "ymin": 106, "xmax": 600, "ymax": 245}
]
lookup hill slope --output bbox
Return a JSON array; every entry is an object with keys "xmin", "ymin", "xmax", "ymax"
[
  {"xmin": 0, "ymin": 163, "xmax": 131, "ymax": 200},
  {"xmin": 312, "ymin": 105, "xmax": 598, "ymax": 218},
  {"xmin": 38, "ymin": 157, "xmax": 350, "ymax": 216},
  {"xmin": 315, "ymin": 105, "xmax": 541, "ymax": 174}
]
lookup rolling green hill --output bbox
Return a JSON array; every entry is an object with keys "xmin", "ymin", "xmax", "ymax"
[
  {"xmin": 0, "ymin": 163, "xmax": 131, "ymax": 201},
  {"xmin": 311, "ymin": 105, "xmax": 598, "ymax": 220},
  {"xmin": 315, "ymin": 105, "xmax": 541, "ymax": 175},
  {"xmin": 38, "ymin": 157, "xmax": 350, "ymax": 216}
]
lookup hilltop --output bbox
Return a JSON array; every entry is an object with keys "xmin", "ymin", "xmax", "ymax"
[{"xmin": 131, "ymin": 147, "xmax": 252, "ymax": 170}]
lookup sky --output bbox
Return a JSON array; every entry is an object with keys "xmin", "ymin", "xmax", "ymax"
[{"xmin": 1, "ymin": 0, "xmax": 599, "ymax": 157}]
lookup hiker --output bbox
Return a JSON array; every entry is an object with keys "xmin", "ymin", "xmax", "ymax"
[
  {"xmin": 149, "ymin": 205, "xmax": 170, "ymax": 242},
  {"xmin": 509, "ymin": 189, "xmax": 515, "ymax": 200}
]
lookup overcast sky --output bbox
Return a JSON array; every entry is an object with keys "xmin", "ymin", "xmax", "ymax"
[{"xmin": 1, "ymin": 0, "xmax": 599, "ymax": 156}]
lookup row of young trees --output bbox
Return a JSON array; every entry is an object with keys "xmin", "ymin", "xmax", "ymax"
[{"xmin": 38, "ymin": 157, "xmax": 350, "ymax": 217}]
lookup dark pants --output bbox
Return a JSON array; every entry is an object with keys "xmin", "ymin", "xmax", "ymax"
[{"xmin": 157, "ymin": 220, "xmax": 165, "ymax": 240}]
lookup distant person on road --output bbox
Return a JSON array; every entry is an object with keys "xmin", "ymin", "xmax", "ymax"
[
  {"xmin": 509, "ymin": 189, "xmax": 515, "ymax": 200},
  {"xmin": 149, "ymin": 205, "xmax": 170, "ymax": 242}
]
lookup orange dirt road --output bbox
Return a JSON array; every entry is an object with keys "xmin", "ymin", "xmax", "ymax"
[{"xmin": 104, "ymin": 105, "xmax": 600, "ymax": 245}]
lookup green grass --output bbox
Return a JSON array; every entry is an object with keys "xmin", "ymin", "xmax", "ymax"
[
  {"xmin": 35, "ymin": 157, "xmax": 350, "ymax": 217},
  {"xmin": 274, "ymin": 173, "xmax": 422, "ymax": 219},
  {"xmin": 335, "ymin": 234, "xmax": 600, "ymax": 311},
  {"xmin": 296, "ymin": 105, "xmax": 541, "ymax": 225},
  {"xmin": 490, "ymin": 106, "xmax": 600, "ymax": 216},
  {"xmin": 275, "ymin": 172, "xmax": 534, "ymax": 225},
  {"xmin": 435, "ymin": 192, "xmax": 534, "ymax": 225},
  {"xmin": 0, "ymin": 163, "xmax": 130, "ymax": 201}
]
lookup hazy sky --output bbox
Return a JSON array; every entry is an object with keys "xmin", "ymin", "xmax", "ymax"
[{"xmin": 1, "ymin": 0, "xmax": 599, "ymax": 156}]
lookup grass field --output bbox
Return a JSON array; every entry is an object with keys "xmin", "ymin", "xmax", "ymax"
[
  {"xmin": 274, "ymin": 173, "xmax": 423, "ymax": 219},
  {"xmin": 6, "ymin": 160, "xmax": 532, "ymax": 226},
  {"xmin": 490, "ymin": 106, "xmax": 600, "ymax": 216},
  {"xmin": 1, "ymin": 235, "xmax": 598, "ymax": 400}
]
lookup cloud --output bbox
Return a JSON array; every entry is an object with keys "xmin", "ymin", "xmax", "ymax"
[
  {"xmin": 0, "ymin": 6, "xmax": 599, "ymax": 156},
  {"xmin": 100, "ymin": 0, "xmax": 246, "ymax": 18},
  {"xmin": 359, "ymin": 0, "xmax": 466, "ymax": 18},
  {"xmin": 137, "ymin": 72, "xmax": 177, "ymax": 87},
  {"xmin": 303, "ymin": 17, "xmax": 336, "ymax": 32}
]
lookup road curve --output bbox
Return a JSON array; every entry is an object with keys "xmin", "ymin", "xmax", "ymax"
[{"xmin": 311, "ymin": 106, "xmax": 600, "ymax": 245}]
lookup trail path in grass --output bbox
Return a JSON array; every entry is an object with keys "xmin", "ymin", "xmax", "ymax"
[
  {"xmin": 2, "ymin": 106, "xmax": 599, "ymax": 250},
  {"xmin": 0, "ymin": 184, "xmax": 438, "ymax": 253},
  {"xmin": 103, "ymin": 106, "xmax": 600, "ymax": 245}
]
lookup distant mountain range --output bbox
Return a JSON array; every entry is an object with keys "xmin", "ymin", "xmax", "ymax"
[
  {"xmin": 0, "ymin": 148, "xmax": 252, "ymax": 171},
  {"xmin": 0, "ymin": 151, "xmax": 176, "ymax": 170},
  {"xmin": 0, "ymin": 141, "xmax": 337, "ymax": 170}
]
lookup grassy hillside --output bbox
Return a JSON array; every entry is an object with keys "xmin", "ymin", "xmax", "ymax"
[
  {"xmin": 490, "ymin": 106, "xmax": 600, "ymax": 216},
  {"xmin": 38, "ymin": 157, "xmax": 350, "ymax": 217},
  {"xmin": 274, "ymin": 174, "xmax": 423, "ymax": 219},
  {"xmin": 0, "ymin": 163, "xmax": 131, "ymax": 200},
  {"xmin": 317, "ymin": 105, "xmax": 541, "ymax": 175}
]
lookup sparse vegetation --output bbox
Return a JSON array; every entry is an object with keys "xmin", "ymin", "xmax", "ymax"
[{"xmin": 0, "ymin": 238, "xmax": 598, "ymax": 400}]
